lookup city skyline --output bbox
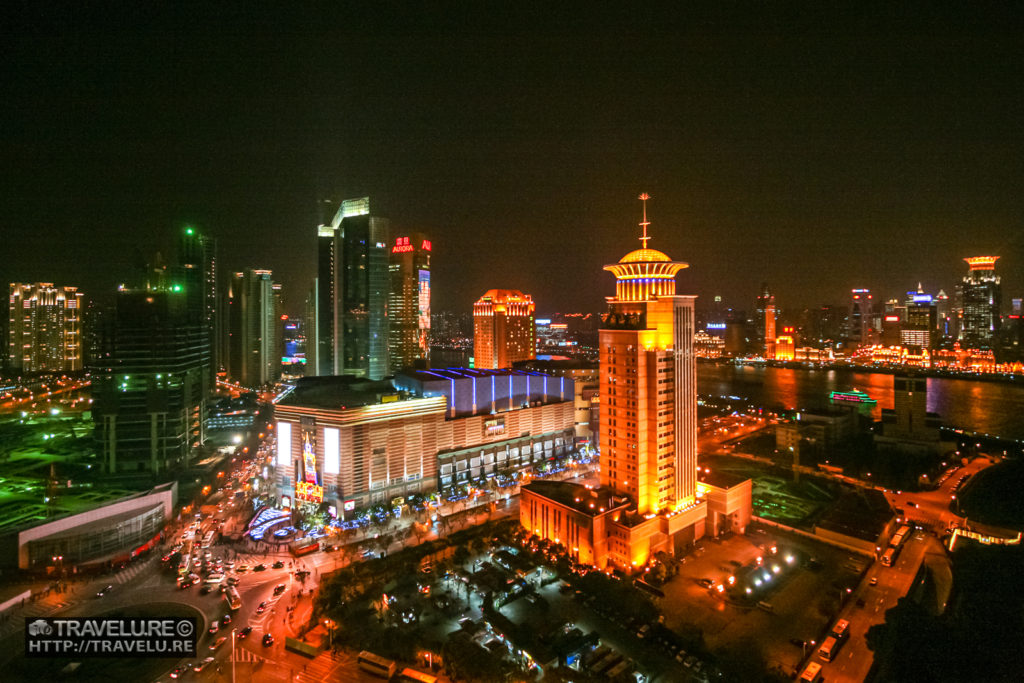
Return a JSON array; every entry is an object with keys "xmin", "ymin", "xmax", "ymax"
[{"xmin": 2, "ymin": 6, "xmax": 1022, "ymax": 316}]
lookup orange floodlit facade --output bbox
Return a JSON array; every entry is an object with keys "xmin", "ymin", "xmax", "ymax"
[
  {"xmin": 473, "ymin": 289, "xmax": 536, "ymax": 369},
  {"xmin": 521, "ymin": 194, "xmax": 752, "ymax": 572}
]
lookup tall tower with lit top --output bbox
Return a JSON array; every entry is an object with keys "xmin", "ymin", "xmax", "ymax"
[
  {"xmin": 600, "ymin": 194, "xmax": 698, "ymax": 514},
  {"xmin": 958, "ymin": 256, "xmax": 1001, "ymax": 348}
]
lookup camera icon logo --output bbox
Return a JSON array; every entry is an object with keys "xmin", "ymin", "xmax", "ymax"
[{"xmin": 28, "ymin": 619, "xmax": 53, "ymax": 637}]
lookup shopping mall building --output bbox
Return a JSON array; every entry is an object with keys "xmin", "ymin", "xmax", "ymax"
[{"xmin": 272, "ymin": 369, "xmax": 576, "ymax": 514}]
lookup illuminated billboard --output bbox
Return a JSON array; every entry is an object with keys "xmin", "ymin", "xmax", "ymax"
[
  {"xmin": 418, "ymin": 269, "xmax": 431, "ymax": 353},
  {"xmin": 295, "ymin": 481, "xmax": 324, "ymax": 503}
]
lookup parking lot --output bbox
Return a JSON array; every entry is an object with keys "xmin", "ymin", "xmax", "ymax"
[{"xmin": 659, "ymin": 524, "xmax": 867, "ymax": 680}]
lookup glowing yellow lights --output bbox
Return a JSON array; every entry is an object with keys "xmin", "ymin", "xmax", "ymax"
[{"xmin": 964, "ymin": 256, "xmax": 999, "ymax": 270}]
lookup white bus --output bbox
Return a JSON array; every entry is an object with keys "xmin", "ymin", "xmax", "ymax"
[
  {"xmin": 817, "ymin": 635, "xmax": 840, "ymax": 662},
  {"xmin": 201, "ymin": 530, "xmax": 216, "ymax": 549},
  {"xmin": 358, "ymin": 651, "xmax": 397, "ymax": 679},
  {"xmin": 799, "ymin": 661, "xmax": 823, "ymax": 682},
  {"xmin": 397, "ymin": 668, "xmax": 438, "ymax": 683}
]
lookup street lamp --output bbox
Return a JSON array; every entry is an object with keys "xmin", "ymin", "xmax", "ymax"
[{"xmin": 323, "ymin": 619, "xmax": 334, "ymax": 649}]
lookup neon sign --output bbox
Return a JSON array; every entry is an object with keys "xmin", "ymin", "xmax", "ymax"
[{"xmin": 295, "ymin": 481, "xmax": 323, "ymax": 503}]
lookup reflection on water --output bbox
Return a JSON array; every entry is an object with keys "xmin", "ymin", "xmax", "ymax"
[{"xmin": 698, "ymin": 364, "xmax": 1024, "ymax": 441}]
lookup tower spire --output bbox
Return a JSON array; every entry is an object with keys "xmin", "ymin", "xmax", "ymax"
[{"xmin": 638, "ymin": 192, "xmax": 651, "ymax": 248}]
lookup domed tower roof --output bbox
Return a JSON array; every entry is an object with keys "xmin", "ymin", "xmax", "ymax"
[{"xmin": 603, "ymin": 194, "xmax": 687, "ymax": 302}]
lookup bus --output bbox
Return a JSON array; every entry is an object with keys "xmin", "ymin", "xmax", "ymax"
[
  {"xmin": 290, "ymin": 540, "xmax": 320, "ymax": 557},
  {"xmin": 224, "ymin": 586, "xmax": 242, "ymax": 611},
  {"xmin": 831, "ymin": 618, "xmax": 850, "ymax": 640},
  {"xmin": 880, "ymin": 547, "xmax": 897, "ymax": 567},
  {"xmin": 799, "ymin": 661, "xmax": 823, "ymax": 683},
  {"xmin": 201, "ymin": 530, "xmax": 216, "ymax": 549},
  {"xmin": 398, "ymin": 668, "xmax": 438, "ymax": 683},
  {"xmin": 890, "ymin": 524, "xmax": 911, "ymax": 550},
  {"xmin": 817, "ymin": 635, "xmax": 840, "ymax": 662},
  {"xmin": 357, "ymin": 651, "xmax": 397, "ymax": 679}
]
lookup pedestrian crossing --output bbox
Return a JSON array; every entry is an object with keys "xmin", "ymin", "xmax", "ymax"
[
  {"xmin": 293, "ymin": 650, "xmax": 353, "ymax": 683},
  {"xmin": 0, "ymin": 600, "xmax": 73, "ymax": 637},
  {"xmin": 231, "ymin": 644, "xmax": 268, "ymax": 663},
  {"xmin": 114, "ymin": 557, "xmax": 156, "ymax": 584}
]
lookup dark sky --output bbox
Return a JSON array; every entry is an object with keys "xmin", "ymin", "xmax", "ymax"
[{"xmin": 2, "ymin": 4, "xmax": 1022, "ymax": 319}]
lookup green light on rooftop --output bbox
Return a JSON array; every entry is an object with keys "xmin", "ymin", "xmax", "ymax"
[
  {"xmin": 185, "ymin": 227, "xmax": 194, "ymax": 235},
  {"xmin": 172, "ymin": 284, "xmax": 182, "ymax": 292}
]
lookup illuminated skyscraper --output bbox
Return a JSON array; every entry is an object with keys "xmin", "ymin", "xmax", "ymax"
[
  {"xmin": 957, "ymin": 256, "xmax": 1001, "ymax": 348},
  {"xmin": 177, "ymin": 227, "xmax": 220, "ymax": 372},
  {"xmin": 227, "ymin": 269, "xmax": 278, "ymax": 386},
  {"xmin": 520, "ymin": 195, "xmax": 750, "ymax": 571},
  {"xmin": 313, "ymin": 197, "xmax": 390, "ymax": 379},
  {"xmin": 599, "ymin": 195, "xmax": 697, "ymax": 513},
  {"xmin": 764, "ymin": 302, "xmax": 777, "ymax": 359},
  {"xmin": 902, "ymin": 285, "xmax": 936, "ymax": 349},
  {"xmin": 388, "ymin": 232, "xmax": 431, "ymax": 373},
  {"xmin": 473, "ymin": 290, "xmax": 536, "ymax": 369},
  {"xmin": 7, "ymin": 283, "xmax": 84, "ymax": 373}
]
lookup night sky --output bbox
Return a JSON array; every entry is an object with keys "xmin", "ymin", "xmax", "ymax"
[{"xmin": 2, "ymin": 5, "xmax": 1022, "ymax": 318}]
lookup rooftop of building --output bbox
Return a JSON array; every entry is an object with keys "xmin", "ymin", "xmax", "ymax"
[
  {"xmin": 699, "ymin": 469, "xmax": 750, "ymax": 490},
  {"xmin": 521, "ymin": 480, "xmax": 631, "ymax": 517},
  {"xmin": 514, "ymin": 358, "xmax": 599, "ymax": 372},
  {"xmin": 618, "ymin": 247, "xmax": 672, "ymax": 263},
  {"xmin": 397, "ymin": 367, "xmax": 555, "ymax": 382},
  {"xmin": 475, "ymin": 289, "xmax": 533, "ymax": 303},
  {"xmin": 276, "ymin": 376, "xmax": 407, "ymax": 410}
]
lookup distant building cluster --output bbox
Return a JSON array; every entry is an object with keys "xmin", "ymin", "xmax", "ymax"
[{"xmin": 697, "ymin": 254, "xmax": 1023, "ymax": 370}]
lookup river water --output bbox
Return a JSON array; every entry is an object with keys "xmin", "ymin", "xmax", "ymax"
[{"xmin": 697, "ymin": 363, "xmax": 1024, "ymax": 442}]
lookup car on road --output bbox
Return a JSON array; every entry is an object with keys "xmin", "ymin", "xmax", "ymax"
[
  {"xmin": 193, "ymin": 657, "xmax": 216, "ymax": 673},
  {"xmin": 273, "ymin": 583, "xmax": 286, "ymax": 596},
  {"xmin": 869, "ymin": 577, "xmax": 878, "ymax": 586},
  {"xmin": 96, "ymin": 585, "xmax": 114, "ymax": 598},
  {"xmin": 262, "ymin": 633, "xmax": 274, "ymax": 647},
  {"xmin": 272, "ymin": 560, "xmax": 285, "ymax": 569},
  {"xmin": 208, "ymin": 620, "xmax": 219, "ymax": 634},
  {"xmin": 227, "ymin": 576, "xmax": 240, "ymax": 586},
  {"xmin": 169, "ymin": 665, "xmax": 188, "ymax": 679},
  {"xmin": 253, "ymin": 563, "xmax": 267, "ymax": 572},
  {"xmin": 221, "ymin": 613, "xmax": 231, "ymax": 625},
  {"xmin": 199, "ymin": 585, "xmax": 213, "ymax": 595},
  {"xmin": 209, "ymin": 636, "xmax": 227, "ymax": 651},
  {"xmin": 256, "ymin": 601, "xmax": 267, "ymax": 614},
  {"xmin": 907, "ymin": 500, "xmax": 918, "ymax": 508},
  {"xmin": 235, "ymin": 565, "xmax": 249, "ymax": 573},
  {"xmin": 238, "ymin": 626, "xmax": 253, "ymax": 639},
  {"xmin": 698, "ymin": 578, "xmax": 714, "ymax": 588}
]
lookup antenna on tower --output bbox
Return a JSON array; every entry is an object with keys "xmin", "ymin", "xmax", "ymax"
[{"xmin": 638, "ymin": 193, "xmax": 651, "ymax": 248}]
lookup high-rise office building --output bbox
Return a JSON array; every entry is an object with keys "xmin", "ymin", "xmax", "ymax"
[
  {"xmin": 755, "ymin": 283, "xmax": 773, "ymax": 345},
  {"xmin": 599, "ymin": 217, "xmax": 696, "ymax": 513},
  {"xmin": 902, "ymin": 285, "xmax": 937, "ymax": 349},
  {"xmin": 388, "ymin": 232, "xmax": 431, "ymax": 373},
  {"xmin": 958, "ymin": 256, "xmax": 1001, "ymax": 348},
  {"xmin": 93, "ymin": 287, "xmax": 209, "ymax": 476},
  {"xmin": 764, "ymin": 302, "xmax": 777, "ymax": 359},
  {"xmin": 177, "ymin": 227, "xmax": 220, "ymax": 372},
  {"xmin": 227, "ymin": 269, "xmax": 278, "ymax": 387},
  {"xmin": 7, "ymin": 283, "xmax": 84, "ymax": 373},
  {"xmin": 314, "ymin": 197, "xmax": 390, "ymax": 379},
  {"xmin": 521, "ymin": 195, "xmax": 750, "ymax": 571},
  {"xmin": 848, "ymin": 288, "xmax": 873, "ymax": 346},
  {"xmin": 473, "ymin": 290, "xmax": 536, "ymax": 369}
]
